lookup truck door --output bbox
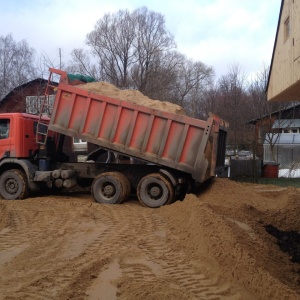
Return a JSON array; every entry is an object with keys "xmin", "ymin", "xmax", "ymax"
[
  {"xmin": 21, "ymin": 118, "xmax": 38, "ymax": 158},
  {"xmin": 0, "ymin": 118, "xmax": 11, "ymax": 158}
]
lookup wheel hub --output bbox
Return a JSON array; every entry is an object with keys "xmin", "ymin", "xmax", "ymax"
[
  {"xmin": 102, "ymin": 184, "xmax": 115, "ymax": 197},
  {"xmin": 6, "ymin": 179, "xmax": 18, "ymax": 194},
  {"xmin": 149, "ymin": 186, "xmax": 161, "ymax": 198}
]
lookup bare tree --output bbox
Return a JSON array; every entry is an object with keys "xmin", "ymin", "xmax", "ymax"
[
  {"xmin": 34, "ymin": 49, "xmax": 67, "ymax": 82},
  {"xmin": 71, "ymin": 7, "xmax": 176, "ymax": 93},
  {"xmin": 216, "ymin": 63, "xmax": 251, "ymax": 147},
  {"xmin": 133, "ymin": 50, "xmax": 183, "ymax": 100},
  {"xmin": 66, "ymin": 7, "xmax": 215, "ymax": 118},
  {"xmin": 131, "ymin": 7, "xmax": 176, "ymax": 93},
  {"xmin": 191, "ymin": 83, "xmax": 218, "ymax": 120},
  {"xmin": 170, "ymin": 59, "xmax": 214, "ymax": 116},
  {"xmin": 0, "ymin": 34, "xmax": 36, "ymax": 99},
  {"xmin": 86, "ymin": 10, "xmax": 136, "ymax": 88},
  {"xmin": 66, "ymin": 48, "xmax": 101, "ymax": 80}
]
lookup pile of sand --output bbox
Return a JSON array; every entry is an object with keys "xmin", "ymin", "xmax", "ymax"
[
  {"xmin": 159, "ymin": 179, "xmax": 300, "ymax": 299},
  {"xmin": 0, "ymin": 178, "xmax": 299, "ymax": 299},
  {"xmin": 78, "ymin": 81, "xmax": 186, "ymax": 116}
]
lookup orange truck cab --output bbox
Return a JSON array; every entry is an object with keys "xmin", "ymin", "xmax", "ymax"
[
  {"xmin": 0, "ymin": 113, "xmax": 44, "ymax": 159},
  {"xmin": 0, "ymin": 113, "xmax": 54, "ymax": 199}
]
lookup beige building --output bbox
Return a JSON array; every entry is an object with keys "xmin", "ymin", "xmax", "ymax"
[{"xmin": 267, "ymin": 0, "xmax": 300, "ymax": 102}]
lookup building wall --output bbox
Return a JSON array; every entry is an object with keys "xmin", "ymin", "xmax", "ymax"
[
  {"xmin": 252, "ymin": 105, "xmax": 300, "ymax": 158},
  {"xmin": 0, "ymin": 81, "xmax": 50, "ymax": 113},
  {"xmin": 267, "ymin": 0, "xmax": 300, "ymax": 102},
  {"xmin": 264, "ymin": 142, "xmax": 300, "ymax": 169}
]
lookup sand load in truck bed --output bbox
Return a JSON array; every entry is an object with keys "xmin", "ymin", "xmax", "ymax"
[{"xmin": 78, "ymin": 81, "xmax": 186, "ymax": 116}]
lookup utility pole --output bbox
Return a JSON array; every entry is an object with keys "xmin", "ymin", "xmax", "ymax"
[{"xmin": 59, "ymin": 48, "xmax": 62, "ymax": 69}]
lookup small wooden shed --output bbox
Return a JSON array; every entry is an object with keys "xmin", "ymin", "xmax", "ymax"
[
  {"xmin": 267, "ymin": 0, "xmax": 300, "ymax": 102},
  {"xmin": 0, "ymin": 78, "xmax": 54, "ymax": 113}
]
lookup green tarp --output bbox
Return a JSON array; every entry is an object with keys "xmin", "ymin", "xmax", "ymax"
[{"xmin": 67, "ymin": 73, "xmax": 95, "ymax": 83}]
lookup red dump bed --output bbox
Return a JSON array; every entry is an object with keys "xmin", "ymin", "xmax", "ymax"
[{"xmin": 47, "ymin": 68, "xmax": 228, "ymax": 183}]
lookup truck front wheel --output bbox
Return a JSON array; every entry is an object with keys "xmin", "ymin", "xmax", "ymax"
[
  {"xmin": 137, "ymin": 173, "xmax": 174, "ymax": 208},
  {"xmin": 0, "ymin": 169, "xmax": 29, "ymax": 200},
  {"xmin": 92, "ymin": 172, "xmax": 131, "ymax": 204}
]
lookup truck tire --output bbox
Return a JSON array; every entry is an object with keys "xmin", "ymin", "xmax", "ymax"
[
  {"xmin": 118, "ymin": 174, "xmax": 131, "ymax": 203},
  {"xmin": 91, "ymin": 172, "xmax": 131, "ymax": 204},
  {"xmin": 0, "ymin": 169, "xmax": 29, "ymax": 200},
  {"xmin": 137, "ymin": 173, "xmax": 174, "ymax": 208}
]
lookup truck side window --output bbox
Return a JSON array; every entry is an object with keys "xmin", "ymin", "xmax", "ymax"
[{"xmin": 0, "ymin": 119, "xmax": 10, "ymax": 139}]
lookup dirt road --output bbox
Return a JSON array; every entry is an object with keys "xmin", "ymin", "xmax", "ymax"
[{"xmin": 0, "ymin": 178, "xmax": 299, "ymax": 299}]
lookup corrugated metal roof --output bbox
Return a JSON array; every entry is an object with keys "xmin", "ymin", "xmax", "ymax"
[
  {"xmin": 0, "ymin": 78, "xmax": 58, "ymax": 103},
  {"xmin": 264, "ymin": 133, "xmax": 300, "ymax": 144},
  {"xmin": 247, "ymin": 104, "xmax": 300, "ymax": 124},
  {"xmin": 272, "ymin": 119, "xmax": 300, "ymax": 128}
]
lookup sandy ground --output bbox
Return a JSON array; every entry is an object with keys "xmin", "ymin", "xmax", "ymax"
[{"xmin": 0, "ymin": 178, "xmax": 299, "ymax": 300}]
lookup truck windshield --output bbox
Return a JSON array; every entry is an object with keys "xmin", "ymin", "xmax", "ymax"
[{"xmin": 0, "ymin": 119, "xmax": 10, "ymax": 139}]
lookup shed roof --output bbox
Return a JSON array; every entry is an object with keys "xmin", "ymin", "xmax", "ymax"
[
  {"xmin": 272, "ymin": 119, "xmax": 300, "ymax": 129},
  {"xmin": 0, "ymin": 78, "xmax": 57, "ymax": 104},
  {"xmin": 264, "ymin": 133, "xmax": 300, "ymax": 144},
  {"xmin": 247, "ymin": 102, "xmax": 300, "ymax": 124}
]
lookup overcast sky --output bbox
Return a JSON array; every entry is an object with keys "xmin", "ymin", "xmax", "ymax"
[{"xmin": 0, "ymin": 0, "xmax": 281, "ymax": 80}]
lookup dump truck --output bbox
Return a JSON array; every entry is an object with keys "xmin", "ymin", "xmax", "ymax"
[{"xmin": 0, "ymin": 68, "xmax": 228, "ymax": 207}]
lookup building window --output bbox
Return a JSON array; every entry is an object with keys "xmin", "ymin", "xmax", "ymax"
[
  {"xmin": 26, "ymin": 95, "xmax": 55, "ymax": 115},
  {"xmin": 282, "ymin": 128, "xmax": 299, "ymax": 133},
  {"xmin": 284, "ymin": 16, "xmax": 290, "ymax": 42}
]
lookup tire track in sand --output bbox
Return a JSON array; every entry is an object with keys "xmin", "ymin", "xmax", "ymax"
[
  {"xmin": 0, "ymin": 196, "xmax": 239, "ymax": 300},
  {"xmin": 86, "ymin": 208, "xmax": 239, "ymax": 299},
  {"xmin": 0, "ymin": 200, "xmax": 143, "ymax": 300}
]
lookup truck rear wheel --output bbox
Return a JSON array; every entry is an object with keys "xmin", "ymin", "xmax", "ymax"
[
  {"xmin": 137, "ymin": 173, "xmax": 174, "ymax": 208},
  {"xmin": 0, "ymin": 169, "xmax": 29, "ymax": 200},
  {"xmin": 92, "ymin": 172, "xmax": 131, "ymax": 204}
]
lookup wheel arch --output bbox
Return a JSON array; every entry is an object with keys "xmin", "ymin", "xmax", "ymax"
[
  {"xmin": 0, "ymin": 159, "xmax": 38, "ymax": 191},
  {"xmin": 159, "ymin": 169, "xmax": 178, "ymax": 186},
  {"xmin": 159, "ymin": 168, "xmax": 194, "ymax": 200}
]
